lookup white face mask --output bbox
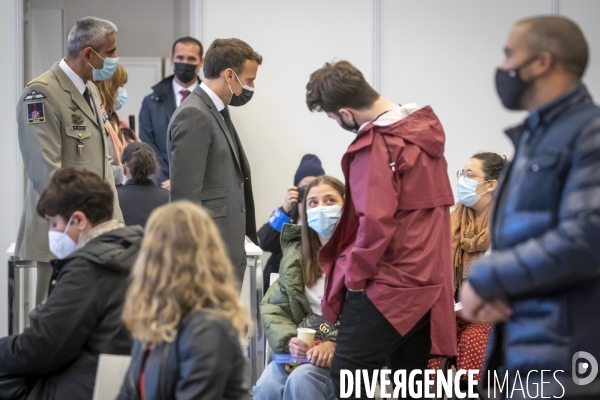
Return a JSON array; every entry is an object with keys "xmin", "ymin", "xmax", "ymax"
[{"xmin": 48, "ymin": 216, "xmax": 77, "ymax": 259}]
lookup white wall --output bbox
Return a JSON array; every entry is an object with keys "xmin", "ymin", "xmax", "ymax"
[
  {"xmin": 193, "ymin": 0, "xmax": 600, "ymax": 232},
  {"xmin": 0, "ymin": 0, "xmax": 24, "ymax": 336},
  {"xmin": 559, "ymin": 0, "xmax": 600, "ymax": 97},
  {"xmin": 379, "ymin": 0, "xmax": 552, "ymax": 180}
]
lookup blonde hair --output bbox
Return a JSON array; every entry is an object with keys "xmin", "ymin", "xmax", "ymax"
[
  {"xmin": 122, "ymin": 201, "xmax": 249, "ymax": 345},
  {"xmin": 95, "ymin": 64, "xmax": 128, "ymax": 114}
]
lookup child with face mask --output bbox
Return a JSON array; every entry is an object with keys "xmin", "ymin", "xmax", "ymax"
[
  {"xmin": 0, "ymin": 168, "xmax": 143, "ymax": 400},
  {"xmin": 253, "ymin": 176, "xmax": 344, "ymax": 400}
]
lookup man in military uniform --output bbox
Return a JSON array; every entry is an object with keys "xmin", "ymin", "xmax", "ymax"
[{"xmin": 16, "ymin": 16, "xmax": 123, "ymax": 277}]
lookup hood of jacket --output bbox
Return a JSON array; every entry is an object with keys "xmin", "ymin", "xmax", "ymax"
[
  {"xmin": 53, "ymin": 226, "xmax": 144, "ymax": 275},
  {"xmin": 350, "ymin": 104, "xmax": 446, "ymax": 159}
]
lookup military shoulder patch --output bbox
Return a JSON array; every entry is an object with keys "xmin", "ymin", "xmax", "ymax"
[
  {"xmin": 24, "ymin": 90, "xmax": 46, "ymax": 101},
  {"xmin": 26, "ymin": 78, "xmax": 48, "ymax": 86},
  {"xmin": 27, "ymin": 101, "xmax": 45, "ymax": 124}
]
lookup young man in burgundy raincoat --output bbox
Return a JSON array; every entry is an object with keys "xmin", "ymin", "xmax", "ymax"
[{"xmin": 306, "ymin": 60, "xmax": 457, "ymax": 398}]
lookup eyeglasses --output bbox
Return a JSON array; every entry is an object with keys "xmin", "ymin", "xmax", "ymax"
[{"xmin": 456, "ymin": 170, "xmax": 484, "ymax": 180}]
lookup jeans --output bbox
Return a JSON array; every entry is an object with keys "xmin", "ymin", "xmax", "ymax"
[
  {"xmin": 331, "ymin": 291, "xmax": 431, "ymax": 399},
  {"xmin": 252, "ymin": 361, "xmax": 337, "ymax": 400}
]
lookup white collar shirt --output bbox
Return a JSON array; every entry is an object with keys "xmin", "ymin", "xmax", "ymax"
[{"xmin": 173, "ymin": 79, "xmax": 199, "ymax": 107}]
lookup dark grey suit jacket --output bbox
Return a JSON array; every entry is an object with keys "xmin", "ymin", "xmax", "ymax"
[{"xmin": 168, "ymin": 85, "xmax": 257, "ymax": 282}]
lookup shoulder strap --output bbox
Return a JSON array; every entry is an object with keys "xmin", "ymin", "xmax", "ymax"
[{"xmin": 535, "ymin": 103, "xmax": 600, "ymax": 153}]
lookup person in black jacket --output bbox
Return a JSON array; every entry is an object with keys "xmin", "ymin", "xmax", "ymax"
[
  {"xmin": 257, "ymin": 154, "xmax": 324, "ymax": 290},
  {"xmin": 0, "ymin": 168, "xmax": 143, "ymax": 400},
  {"xmin": 119, "ymin": 201, "xmax": 249, "ymax": 400},
  {"xmin": 117, "ymin": 142, "xmax": 169, "ymax": 227},
  {"xmin": 461, "ymin": 16, "xmax": 600, "ymax": 398},
  {"xmin": 138, "ymin": 37, "xmax": 203, "ymax": 188}
]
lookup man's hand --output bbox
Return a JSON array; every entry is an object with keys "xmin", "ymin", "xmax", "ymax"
[
  {"xmin": 307, "ymin": 341, "xmax": 336, "ymax": 367},
  {"xmin": 282, "ymin": 186, "xmax": 299, "ymax": 213},
  {"xmin": 460, "ymin": 282, "xmax": 512, "ymax": 323},
  {"xmin": 289, "ymin": 337, "xmax": 310, "ymax": 359},
  {"xmin": 161, "ymin": 179, "xmax": 171, "ymax": 190}
]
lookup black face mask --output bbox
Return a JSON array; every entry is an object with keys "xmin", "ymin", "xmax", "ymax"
[
  {"xmin": 174, "ymin": 62, "xmax": 198, "ymax": 83},
  {"xmin": 339, "ymin": 112, "xmax": 360, "ymax": 133},
  {"xmin": 495, "ymin": 55, "xmax": 539, "ymax": 110},
  {"xmin": 228, "ymin": 71, "xmax": 254, "ymax": 107}
]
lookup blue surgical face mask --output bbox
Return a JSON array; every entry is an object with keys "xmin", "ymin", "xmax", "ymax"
[
  {"xmin": 306, "ymin": 205, "xmax": 342, "ymax": 239},
  {"xmin": 456, "ymin": 177, "xmax": 489, "ymax": 207},
  {"xmin": 89, "ymin": 49, "xmax": 119, "ymax": 81},
  {"xmin": 114, "ymin": 87, "xmax": 127, "ymax": 111}
]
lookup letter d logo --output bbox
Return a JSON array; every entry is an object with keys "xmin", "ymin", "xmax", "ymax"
[{"xmin": 572, "ymin": 351, "xmax": 598, "ymax": 385}]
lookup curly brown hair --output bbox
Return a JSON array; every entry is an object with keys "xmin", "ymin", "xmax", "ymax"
[{"xmin": 36, "ymin": 168, "xmax": 113, "ymax": 224}]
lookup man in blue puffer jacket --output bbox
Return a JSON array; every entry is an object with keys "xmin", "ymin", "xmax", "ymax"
[{"xmin": 461, "ymin": 16, "xmax": 600, "ymax": 399}]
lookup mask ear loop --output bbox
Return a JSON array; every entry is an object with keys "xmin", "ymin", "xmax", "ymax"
[{"xmin": 63, "ymin": 214, "xmax": 75, "ymax": 235}]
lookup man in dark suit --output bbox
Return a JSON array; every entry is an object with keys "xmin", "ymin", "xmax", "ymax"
[
  {"xmin": 138, "ymin": 37, "xmax": 203, "ymax": 189},
  {"xmin": 168, "ymin": 38, "xmax": 261, "ymax": 283}
]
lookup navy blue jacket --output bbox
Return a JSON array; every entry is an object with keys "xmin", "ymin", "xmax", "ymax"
[
  {"xmin": 117, "ymin": 178, "xmax": 169, "ymax": 227},
  {"xmin": 138, "ymin": 76, "xmax": 201, "ymax": 183},
  {"xmin": 468, "ymin": 84, "xmax": 600, "ymax": 396}
]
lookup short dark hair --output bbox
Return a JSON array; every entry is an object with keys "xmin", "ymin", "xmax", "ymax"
[
  {"xmin": 203, "ymin": 38, "xmax": 262, "ymax": 79},
  {"xmin": 121, "ymin": 142, "xmax": 159, "ymax": 180},
  {"xmin": 37, "ymin": 168, "xmax": 114, "ymax": 224},
  {"xmin": 172, "ymin": 36, "xmax": 204, "ymax": 59},
  {"xmin": 517, "ymin": 16, "xmax": 588, "ymax": 78},
  {"xmin": 306, "ymin": 61, "xmax": 380, "ymax": 114},
  {"xmin": 471, "ymin": 152, "xmax": 508, "ymax": 181}
]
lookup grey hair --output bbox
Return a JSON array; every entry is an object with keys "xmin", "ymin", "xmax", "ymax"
[{"xmin": 67, "ymin": 16, "xmax": 118, "ymax": 59}]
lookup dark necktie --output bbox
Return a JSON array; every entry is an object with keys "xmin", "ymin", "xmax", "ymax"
[
  {"xmin": 180, "ymin": 89, "xmax": 191, "ymax": 102},
  {"xmin": 220, "ymin": 108, "xmax": 240, "ymax": 159},
  {"xmin": 83, "ymin": 87, "xmax": 93, "ymax": 112}
]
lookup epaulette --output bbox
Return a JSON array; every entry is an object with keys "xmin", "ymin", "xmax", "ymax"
[{"xmin": 26, "ymin": 78, "xmax": 49, "ymax": 86}]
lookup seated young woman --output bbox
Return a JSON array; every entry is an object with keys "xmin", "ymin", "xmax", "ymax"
[
  {"xmin": 118, "ymin": 201, "xmax": 249, "ymax": 400},
  {"xmin": 253, "ymin": 175, "xmax": 345, "ymax": 400}
]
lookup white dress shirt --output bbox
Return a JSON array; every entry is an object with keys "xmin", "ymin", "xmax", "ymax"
[
  {"xmin": 173, "ymin": 79, "xmax": 199, "ymax": 107},
  {"xmin": 59, "ymin": 58, "xmax": 94, "ymax": 114},
  {"xmin": 199, "ymin": 81, "xmax": 225, "ymax": 112}
]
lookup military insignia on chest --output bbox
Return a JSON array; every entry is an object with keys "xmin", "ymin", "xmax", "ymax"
[
  {"xmin": 72, "ymin": 114, "xmax": 84, "ymax": 125},
  {"xmin": 100, "ymin": 104, "xmax": 109, "ymax": 123},
  {"xmin": 24, "ymin": 90, "xmax": 46, "ymax": 100},
  {"xmin": 68, "ymin": 105, "xmax": 78, "ymax": 112},
  {"xmin": 27, "ymin": 102, "xmax": 45, "ymax": 124}
]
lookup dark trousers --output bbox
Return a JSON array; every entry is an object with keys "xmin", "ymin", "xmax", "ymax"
[{"xmin": 331, "ymin": 291, "xmax": 431, "ymax": 399}]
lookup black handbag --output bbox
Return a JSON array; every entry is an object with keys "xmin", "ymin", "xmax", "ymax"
[{"xmin": 298, "ymin": 313, "xmax": 337, "ymax": 342}]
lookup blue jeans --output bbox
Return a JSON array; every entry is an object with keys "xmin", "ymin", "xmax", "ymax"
[{"xmin": 252, "ymin": 362, "xmax": 337, "ymax": 400}]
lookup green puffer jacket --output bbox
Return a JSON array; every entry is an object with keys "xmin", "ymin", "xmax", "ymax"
[{"xmin": 260, "ymin": 223, "xmax": 337, "ymax": 354}]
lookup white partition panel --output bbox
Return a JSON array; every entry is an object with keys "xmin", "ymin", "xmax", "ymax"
[
  {"xmin": 197, "ymin": 0, "xmax": 375, "ymax": 225},
  {"xmin": 379, "ymin": 0, "xmax": 552, "ymax": 193},
  {"xmin": 1, "ymin": 0, "xmax": 23, "ymax": 337},
  {"xmin": 559, "ymin": 0, "xmax": 600, "ymax": 98}
]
